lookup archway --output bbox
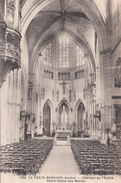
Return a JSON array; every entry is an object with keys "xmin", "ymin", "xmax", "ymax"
[
  {"xmin": 43, "ymin": 102, "xmax": 51, "ymax": 136},
  {"xmin": 77, "ymin": 102, "xmax": 85, "ymax": 137}
]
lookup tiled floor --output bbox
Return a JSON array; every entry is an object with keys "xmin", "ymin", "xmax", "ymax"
[{"xmin": 38, "ymin": 144, "xmax": 80, "ymax": 175}]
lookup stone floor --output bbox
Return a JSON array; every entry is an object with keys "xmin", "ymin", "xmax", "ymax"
[{"xmin": 38, "ymin": 141, "xmax": 80, "ymax": 175}]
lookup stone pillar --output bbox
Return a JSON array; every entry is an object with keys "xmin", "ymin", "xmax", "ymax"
[
  {"xmin": 39, "ymin": 99, "xmax": 43, "ymax": 134},
  {"xmin": 1, "ymin": 78, "xmax": 7, "ymax": 145},
  {"xmin": 17, "ymin": 69, "xmax": 21, "ymax": 142},
  {"xmin": 10, "ymin": 71, "xmax": 14, "ymax": 143},
  {"xmin": 14, "ymin": 0, "xmax": 19, "ymax": 29},
  {"xmin": 13, "ymin": 70, "xmax": 16, "ymax": 142},
  {"xmin": 13, "ymin": 70, "xmax": 17, "ymax": 142},
  {"xmin": 7, "ymin": 74, "xmax": 10, "ymax": 143},
  {"xmin": 92, "ymin": 101, "xmax": 94, "ymax": 138},
  {"xmin": 4, "ymin": 0, "xmax": 7, "ymax": 21},
  {"xmin": 101, "ymin": 107, "xmax": 106, "ymax": 143},
  {"xmin": 93, "ymin": 100, "xmax": 96, "ymax": 138},
  {"xmin": 89, "ymin": 103, "xmax": 91, "ymax": 136},
  {"xmin": 6, "ymin": 74, "xmax": 10, "ymax": 143},
  {"xmin": 15, "ymin": 70, "xmax": 18, "ymax": 141},
  {"xmin": 90, "ymin": 103, "xmax": 93, "ymax": 138},
  {"xmin": 0, "ymin": 87, "xmax": 2, "ymax": 144},
  {"xmin": 16, "ymin": 69, "xmax": 19, "ymax": 142},
  {"xmin": 37, "ymin": 95, "xmax": 40, "ymax": 134},
  {"xmin": 99, "ymin": 50, "xmax": 112, "ymax": 143}
]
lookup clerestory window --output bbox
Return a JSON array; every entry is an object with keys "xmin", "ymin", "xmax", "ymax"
[
  {"xmin": 59, "ymin": 36, "xmax": 69, "ymax": 68},
  {"xmin": 76, "ymin": 46, "xmax": 85, "ymax": 66},
  {"xmin": 42, "ymin": 43, "xmax": 52, "ymax": 66}
]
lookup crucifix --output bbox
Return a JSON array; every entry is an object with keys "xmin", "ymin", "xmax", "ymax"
[{"xmin": 59, "ymin": 80, "xmax": 69, "ymax": 95}]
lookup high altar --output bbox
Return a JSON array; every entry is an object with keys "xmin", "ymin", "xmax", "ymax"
[{"xmin": 56, "ymin": 124, "xmax": 72, "ymax": 137}]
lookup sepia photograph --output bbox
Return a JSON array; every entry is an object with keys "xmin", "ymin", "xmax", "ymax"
[{"xmin": 0, "ymin": 0, "xmax": 121, "ymax": 183}]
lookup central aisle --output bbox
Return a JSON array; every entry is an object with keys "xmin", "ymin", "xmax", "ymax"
[{"xmin": 38, "ymin": 145, "xmax": 80, "ymax": 175}]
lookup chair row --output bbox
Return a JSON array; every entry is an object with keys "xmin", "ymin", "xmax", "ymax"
[
  {"xmin": 0, "ymin": 139, "xmax": 54, "ymax": 175},
  {"xmin": 71, "ymin": 139, "xmax": 121, "ymax": 175}
]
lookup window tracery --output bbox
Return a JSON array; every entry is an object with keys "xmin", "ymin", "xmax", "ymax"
[
  {"xmin": 76, "ymin": 46, "xmax": 85, "ymax": 66},
  {"xmin": 42, "ymin": 43, "xmax": 52, "ymax": 66},
  {"xmin": 59, "ymin": 36, "xmax": 69, "ymax": 68}
]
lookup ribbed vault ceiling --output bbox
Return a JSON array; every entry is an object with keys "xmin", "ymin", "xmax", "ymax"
[
  {"xmin": 24, "ymin": 0, "xmax": 103, "ymax": 71},
  {"xmin": 26, "ymin": 0, "xmax": 94, "ymax": 57}
]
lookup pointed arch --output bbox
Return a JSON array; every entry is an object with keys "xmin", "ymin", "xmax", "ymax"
[
  {"xmin": 32, "ymin": 30, "xmax": 95, "ymax": 75},
  {"xmin": 57, "ymin": 99, "xmax": 72, "ymax": 113},
  {"xmin": 75, "ymin": 99, "xmax": 85, "ymax": 110},
  {"xmin": 43, "ymin": 100, "xmax": 51, "ymax": 136},
  {"xmin": 59, "ymin": 103, "xmax": 69, "ymax": 126},
  {"xmin": 75, "ymin": 99, "xmax": 85, "ymax": 136},
  {"xmin": 46, "ymin": 98, "xmax": 53, "ymax": 110},
  {"xmin": 77, "ymin": 102, "xmax": 85, "ymax": 136}
]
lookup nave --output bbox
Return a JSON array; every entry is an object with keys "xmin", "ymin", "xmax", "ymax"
[{"xmin": 0, "ymin": 138, "xmax": 121, "ymax": 177}]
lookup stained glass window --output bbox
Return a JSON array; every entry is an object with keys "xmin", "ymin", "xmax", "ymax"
[
  {"xmin": 42, "ymin": 43, "xmax": 52, "ymax": 66},
  {"xmin": 59, "ymin": 36, "xmax": 69, "ymax": 68},
  {"xmin": 76, "ymin": 46, "xmax": 85, "ymax": 66}
]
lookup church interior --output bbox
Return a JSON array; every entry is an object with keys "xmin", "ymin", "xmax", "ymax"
[{"xmin": 0, "ymin": 0, "xmax": 121, "ymax": 176}]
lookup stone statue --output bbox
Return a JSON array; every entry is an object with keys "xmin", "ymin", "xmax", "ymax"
[
  {"xmin": 59, "ymin": 80, "xmax": 69, "ymax": 95},
  {"xmin": 67, "ymin": 135, "xmax": 70, "ymax": 145}
]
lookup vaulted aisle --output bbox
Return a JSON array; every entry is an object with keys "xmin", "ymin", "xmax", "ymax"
[{"xmin": 38, "ymin": 145, "xmax": 80, "ymax": 175}]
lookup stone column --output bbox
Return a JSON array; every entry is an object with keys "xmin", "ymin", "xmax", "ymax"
[
  {"xmin": 101, "ymin": 107, "xmax": 106, "ymax": 143},
  {"xmin": 15, "ymin": 69, "xmax": 18, "ymax": 141},
  {"xmin": 10, "ymin": 71, "xmax": 14, "ymax": 143},
  {"xmin": 14, "ymin": 0, "xmax": 19, "ymax": 29},
  {"xmin": 17, "ymin": 69, "xmax": 21, "ymax": 141},
  {"xmin": 39, "ymin": 114, "xmax": 43, "ymax": 135},
  {"xmin": 36, "ymin": 95, "xmax": 40, "ymax": 135},
  {"xmin": 4, "ymin": 0, "xmax": 7, "ymax": 21},
  {"xmin": 13, "ymin": 70, "xmax": 16, "ymax": 142},
  {"xmin": 90, "ymin": 102, "xmax": 93, "ymax": 138},
  {"xmin": 7, "ymin": 72, "xmax": 11, "ymax": 144},
  {"xmin": 0, "ymin": 87, "xmax": 2, "ymax": 144},
  {"xmin": 16, "ymin": 69, "xmax": 20, "ymax": 142},
  {"xmin": 1, "ymin": 73, "xmax": 11, "ymax": 145},
  {"xmin": 89, "ymin": 103, "xmax": 91, "ymax": 136},
  {"xmin": 39, "ymin": 97, "xmax": 43, "ymax": 134},
  {"xmin": 6, "ymin": 74, "xmax": 10, "ymax": 143},
  {"xmin": 93, "ymin": 100, "xmax": 96, "ymax": 138},
  {"xmin": 99, "ymin": 50, "xmax": 112, "ymax": 143},
  {"xmin": 92, "ymin": 101, "xmax": 94, "ymax": 138}
]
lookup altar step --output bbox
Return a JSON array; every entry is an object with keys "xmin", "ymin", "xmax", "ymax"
[
  {"xmin": 54, "ymin": 140, "xmax": 71, "ymax": 146},
  {"xmin": 57, "ymin": 137, "xmax": 67, "ymax": 141}
]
